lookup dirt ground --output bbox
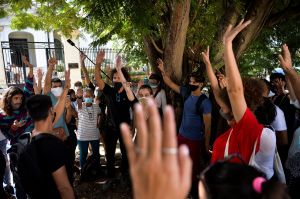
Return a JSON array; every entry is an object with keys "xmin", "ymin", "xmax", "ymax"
[{"xmin": 74, "ymin": 147, "xmax": 133, "ymax": 199}]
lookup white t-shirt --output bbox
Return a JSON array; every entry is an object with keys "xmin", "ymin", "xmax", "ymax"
[
  {"xmin": 254, "ymin": 128, "xmax": 276, "ymax": 179},
  {"xmin": 271, "ymin": 106, "xmax": 287, "ymax": 132},
  {"xmin": 154, "ymin": 89, "xmax": 167, "ymax": 110},
  {"xmin": 76, "ymin": 103, "xmax": 101, "ymax": 141}
]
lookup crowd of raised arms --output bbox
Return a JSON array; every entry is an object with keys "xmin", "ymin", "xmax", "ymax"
[{"xmin": 0, "ymin": 20, "xmax": 300, "ymax": 199}]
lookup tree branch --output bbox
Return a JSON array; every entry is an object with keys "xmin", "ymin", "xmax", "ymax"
[
  {"xmin": 265, "ymin": 5, "xmax": 300, "ymax": 27},
  {"xmin": 150, "ymin": 36, "xmax": 164, "ymax": 54}
]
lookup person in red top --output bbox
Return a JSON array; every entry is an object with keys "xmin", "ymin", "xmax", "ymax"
[{"xmin": 204, "ymin": 20, "xmax": 265, "ymax": 164}]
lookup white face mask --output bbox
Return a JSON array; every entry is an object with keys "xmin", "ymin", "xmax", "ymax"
[{"xmin": 51, "ymin": 87, "xmax": 63, "ymax": 97}]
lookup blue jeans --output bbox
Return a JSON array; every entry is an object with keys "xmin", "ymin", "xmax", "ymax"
[
  {"xmin": 0, "ymin": 139, "xmax": 12, "ymax": 186},
  {"xmin": 77, "ymin": 140, "xmax": 100, "ymax": 168}
]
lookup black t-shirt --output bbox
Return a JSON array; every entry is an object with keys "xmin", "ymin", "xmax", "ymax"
[
  {"xmin": 102, "ymin": 83, "xmax": 137, "ymax": 129},
  {"xmin": 20, "ymin": 133, "xmax": 73, "ymax": 199}
]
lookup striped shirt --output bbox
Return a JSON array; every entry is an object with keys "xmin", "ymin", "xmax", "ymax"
[
  {"xmin": 0, "ymin": 76, "xmax": 34, "ymax": 143},
  {"xmin": 76, "ymin": 103, "xmax": 101, "ymax": 141}
]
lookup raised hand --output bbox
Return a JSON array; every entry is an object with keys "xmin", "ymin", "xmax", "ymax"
[
  {"xmin": 121, "ymin": 100, "xmax": 192, "ymax": 199},
  {"xmin": 201, "ymin": 46, "xmax": 211, "ymax": 66},
  {"xmin": 64, "ymin": 69, "xmax": 71, "ymax": 90},
  {"xmin": 223, "ymin": 19, "xmax": 251, "ymax": 44},
  {"xmin": 279, "ymin": 44, "xmax": 293, "ymax": 71},
  {"xmin": 217, "ymin": 73, "xmax": 227, "ymax": 89},
  {"xmin": 80, "ymin": 53, "xmax": 87, "ymax": 63},
  {"xmin": 157, "ymin": 58, "xmax": 165, "ymax": 73},
  {"xmin": 96, "ymin": 50, "xmax": 105, "ymax": 65},
  {"xmin": 48, "ymin": 57, "xmax": 57, "ymax": 67},
  {"xmin": 116, "ymin": 55, "xmax": 122, "ymax": 71},
  {"xmin": 37, "ymin": 68, "xmax": 44, "ymax": 80},
  {"xmin": 21, "ymin": 55, "xmax": 32, "ymax": 67}
]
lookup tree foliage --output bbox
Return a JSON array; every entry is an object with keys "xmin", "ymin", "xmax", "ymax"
[{"xmin": 2, "ymin": 0, "xmax": 300, "ymax": 77}]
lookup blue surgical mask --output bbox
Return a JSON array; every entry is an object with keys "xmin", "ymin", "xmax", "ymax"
[
  {"xmin": 84, "ymin": 98, "xmax": 93, "ymax": 104},
  {"xmin": 149, "ymin": 83, "xmax": 158, "ymax": 89}
]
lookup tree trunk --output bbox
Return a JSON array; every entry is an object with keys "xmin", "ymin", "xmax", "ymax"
[
  {"xmin": 143, "ymin": 36, "xmax": 162, "ymax": 74},
  {"xmin": 211, "ymin": 3, "xmax": 240, "ymax": 68},
  {"xmin": 163, "ymin": 0, "xmax": 191, "ymax": 82},
  {"xmin": 234, "ymin": 0, "xmax": 276, "ymax": 59}
]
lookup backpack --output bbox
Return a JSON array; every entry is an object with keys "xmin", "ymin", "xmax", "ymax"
[{"xmin": 14, "ymin": 134, "xmax": 47, "ymax": 196}]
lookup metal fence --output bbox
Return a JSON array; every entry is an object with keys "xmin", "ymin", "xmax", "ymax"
[
  {"xmin": 1, "ymin": 41, "xmax": 64, "ymax": 86},
  {"xmin": 79, "ymin": 48, "xmax": 122, "ymax": 80}
]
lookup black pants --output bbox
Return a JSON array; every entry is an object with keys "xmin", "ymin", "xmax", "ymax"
[{"xmin": 103, "ymin": 127, "xmax": 128, "ymax": 178}]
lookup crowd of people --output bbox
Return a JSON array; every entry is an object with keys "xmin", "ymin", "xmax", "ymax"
[{"xmin": 0, "ymin": 20, "xmax": 299, "ymax": 199}]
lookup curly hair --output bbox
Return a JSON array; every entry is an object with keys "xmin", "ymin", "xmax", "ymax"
[
  {"xmin": 110, "ymin": 68, "xmax": 131, "ymax": 82},
  {"xmin": 1, "ymin": 86, "xmax": 25, "ymax": 116},
  {"xmin": 243, "ymin": 77, "xmax": 265, "ymax": 112},
  {"xmin": 218, "ymin": 77, "xmax": 264, "ymax": 113}
]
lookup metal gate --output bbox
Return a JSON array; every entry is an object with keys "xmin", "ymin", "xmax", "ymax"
[{"xmin": 1, "ymin": 41, "xmax": 64, "ymax": 86}]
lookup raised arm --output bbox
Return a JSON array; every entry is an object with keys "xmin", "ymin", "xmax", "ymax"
[
  {"xmin": 21, "ymin": 56, "xmax": 34, "ymax": 97},
  {"xmin": 223, "ymin": 20, "xmax": 251, "ymax": 122},
  {"xmin": 44, "ymin": 58, "xmax": 57, "ymax": 95},
  {"xmin": 279, "ymin": 44, "xmax": 300, "ymax": 102},
  {"xmin": 80, "ymin": 53, "xmax": 92, "ymax": 86},
  {"xmin": 22, "ymin": 55, "xmax": 34, "ymax": 78},
  {"xmin": 115, "ymin": 55, "xmax": 135, "ymax": 101},
  {"xmin": 52, "ymin": 69, "xmax": 70, "ymax": 126},
  {"xmin": 94, "ymin": 50, "xmax": 105, "ymax": 90},
  {"xmin": 157, "ymin": 59, "xmax": 180, "ymax": 94},
  {"xmin": 202, "ymin": 46, "xmax": 228, "ymax": 110},
  {"xmin": 35, "ymin": 68, "xmax": 43, "ymax": 94}
]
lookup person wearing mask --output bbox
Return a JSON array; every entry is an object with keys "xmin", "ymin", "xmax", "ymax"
[
  {"xmin": 205, "ymin": 20, "xmax": 278, "ymax": 183},
  {"xmin": 76, "ymin": 88, "xmax": 101, "ymax": 169},
  {"xmin": 95, "ymin": 51, "xmax": 138, "ymax": 179},
  {"xmin": 43, "ymin": 58, "xmax": 74, "ymax": 140},
  {"xmin": 157, "ymin": 59, "xmax": 212, "ymax": 197},
  {"xmin": 148, "ymin": 73, "xmax": 167, "ymax": 115}
]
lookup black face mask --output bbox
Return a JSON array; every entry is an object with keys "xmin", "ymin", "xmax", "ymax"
[
  {"xmin": 113, "ymin": 82, "xmax": 123, "ymax": 91},
  {"xmin": 189, "ymin": 84, "xmax": 199, "ymax": 91},
  {"xmin": 71, "ymin": 98, "xmax": 76, "ymax": 102}
]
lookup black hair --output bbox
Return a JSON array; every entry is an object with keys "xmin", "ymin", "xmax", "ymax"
[
  {"xmin": 74, "ymin": 81, "xmax": 83, "ymax": 88},
  {"xmin": 189, "ymin": 72, "xmax": 205, "ymax": 83},
  {"xmin": 270, "ymin": 73, "xmax": 285, "ymax": 82},
  {"xmin": 51, "ymin": 78, "xmax": 62, "ymax": 84},
  {"xmin": 26, "ymin": 95, "xmax": 52, "ymax": 122},
  {"xmin": 2, "ymin": 86, "xmax": 25, "ymax": 115},
  {"xmin": 110, "ymin": 68, "xmax": 131, "ymax": 82},
  {"xmin": 138, "ymin": 85, "xmax": 153, "ymax": 95},
  {"xmin": 254, "ymin": 97, "xmax": 277, "ymax": 125},
  {"xmin": 68, "ymin": 89, "xmax": 75, "ymax": 96},
  {"xmin": 149, "ymin": 73, "xmax": 161, "ymax": 82},
  {"xmin": 202, "ymin": 162, "xmax": 290, "ymax": 199}
]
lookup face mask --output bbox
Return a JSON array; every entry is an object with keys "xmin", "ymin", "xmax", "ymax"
[
  {"xmin": 139, "ymin": 97, "xmax": 148, "ymax": 106},
  {"xmin": 113, "ymin": 82, "xmax": 123, "ymax": 91},
  {"xmin": 84, "ymin": 98, "xmax": 93, "ymax": 104},
  {"xmin": 219, "ymin": 109, "xmax": 234, "ymax": 121},
  {"xmin": 189, "ymin": 84, "xmax": 199, "ymax": 91},
  {"xmin": 71, "ymin": 98, "xmax": 76, "ymax": 102},
  {"xmin": 51, "ymin": 87, "xmax": 63, "ymax": 97},
  {"xmin": 149, "ymin": 83, "xmax": 158, "ymax": 89}
]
